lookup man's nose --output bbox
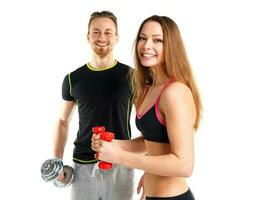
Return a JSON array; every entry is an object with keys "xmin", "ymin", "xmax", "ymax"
[{"xmin": 97, "ymin": 32, "xmax": 106, "ymax": 41}]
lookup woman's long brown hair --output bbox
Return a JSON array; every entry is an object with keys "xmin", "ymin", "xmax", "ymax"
[{"xmin": 132, "ymin": 15, "xmax": 202, "ymax": 130}]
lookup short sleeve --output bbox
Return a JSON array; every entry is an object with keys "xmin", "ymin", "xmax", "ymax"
[{"xmin": 62, "ymin": 74, "xmax": 75, "ymax": 101}]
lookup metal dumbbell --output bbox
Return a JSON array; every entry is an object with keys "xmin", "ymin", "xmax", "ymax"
[
  {"xmin": 92, "ymin": 126, "xmax": 115, "ymax": 170},
  {"xmin": 41, "ymin": 158, "xmax": 74, "ymax": 188}
]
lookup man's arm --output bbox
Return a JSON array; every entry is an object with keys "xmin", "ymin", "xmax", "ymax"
[{"xmin": 53, "ymin": 100, "xmax": 76, "ymax": 159}]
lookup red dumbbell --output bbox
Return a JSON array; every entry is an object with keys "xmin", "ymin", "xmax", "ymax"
[{"xmin": 92, "ymin": 126, "xmax": 115, "ymax": 170}]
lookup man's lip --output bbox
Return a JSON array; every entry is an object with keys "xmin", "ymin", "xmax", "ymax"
[{"xmin": 96, "ymin": 44, "xmax": 108, "ymax": 47}]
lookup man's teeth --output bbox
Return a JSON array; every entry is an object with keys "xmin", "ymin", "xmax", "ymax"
[{"xmin": 96, "ymin": 44, "xmax": 107, "ymax": 47}]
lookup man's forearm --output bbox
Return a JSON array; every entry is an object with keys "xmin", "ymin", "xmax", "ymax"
[{"xmin": 53, "ymin": 120, "xmax": 69, "ymax": 159}]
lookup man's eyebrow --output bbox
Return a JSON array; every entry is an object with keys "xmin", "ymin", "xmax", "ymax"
[{"xmin": 91, "ymin": 28, "xmax": 113, "ymax": 32}]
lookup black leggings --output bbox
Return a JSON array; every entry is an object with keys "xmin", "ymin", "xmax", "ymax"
[{"xmin": 146, "ymin": 189, "xmax": 195, "ymax": 200}]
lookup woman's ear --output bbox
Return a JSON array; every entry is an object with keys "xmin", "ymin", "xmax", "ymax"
[{"xmin": 87, "ymin": 33, "xmax": 90, "ymax": 42}]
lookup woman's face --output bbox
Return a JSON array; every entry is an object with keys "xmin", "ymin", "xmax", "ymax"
[{"xmin": 137, "ymin": 21, "xmax": 164, "ymax": 68}]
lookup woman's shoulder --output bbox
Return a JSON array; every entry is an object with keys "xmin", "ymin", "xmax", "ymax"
[
  {"xmin": 160, "ymin": 81, "xmax": 193, "ymax": 106},
  {"xmin": 165, "ymin": 81, "xmax": 191, "ymax": 96}
]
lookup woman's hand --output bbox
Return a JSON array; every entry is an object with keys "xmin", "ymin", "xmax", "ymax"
[
  {"xmin": 137, "ymin": 173, "xmax": 146, "ymax": 200},
  {"xmin": 91, "ymin": 133, "xmax": 101, "ymax": 152},
  {"xmin": 91, "ymin": 133, "xmax": 124, "ymax": 164}
]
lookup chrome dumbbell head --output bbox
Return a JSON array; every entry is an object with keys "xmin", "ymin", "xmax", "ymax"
[
  {"xmin": 41, "ymin": 158, "xmax": 74, "ymax": 188},
  {"xmin": 41, "ymin": 158, "xmax": 63, "ymax": 182},
  {"xmin": 53, "ymin": 165, "xmax": 74, "ymax": 188}
]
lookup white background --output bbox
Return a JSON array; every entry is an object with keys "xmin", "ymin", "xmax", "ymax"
[{"xmin": 0, "ymin": 0, "xmax": 256, "ymax": 199}]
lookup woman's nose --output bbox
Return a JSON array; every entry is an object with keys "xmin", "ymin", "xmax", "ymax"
[{"xmin": 142, "ymin": 39, "xmax": 152, "ymax": 49}]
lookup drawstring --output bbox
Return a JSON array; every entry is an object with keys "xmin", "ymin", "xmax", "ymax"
[{"xmin": 91, "ymin": 163, "xmax": 99, "ymax": 177}]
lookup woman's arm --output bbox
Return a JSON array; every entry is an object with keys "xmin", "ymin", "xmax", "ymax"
[
  {"xmin": 93, "ymin": 82, "xmax": 196, "ymax": 177},
  {"xmin": 92, "ymin": 135, "xmax": 146, "ymax": 154},
  {"xmin": 115, "ymin": 136, "xmax": 146, "ymax": 153},
  {"xmin": 122, "ymin": 82, "xmax": 195, "ymax": 177}
]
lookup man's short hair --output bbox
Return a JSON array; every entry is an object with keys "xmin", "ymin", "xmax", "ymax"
[{"xmin": 88, "ymin": 11, "xmax": 118, "ymax": 34}]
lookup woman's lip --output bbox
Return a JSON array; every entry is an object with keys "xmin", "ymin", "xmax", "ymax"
[{"xmin": 141, "ymin": 53, "xmax": 156, "ymax": 57}]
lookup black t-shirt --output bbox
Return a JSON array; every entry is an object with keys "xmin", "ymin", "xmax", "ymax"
[{"xmin": 62, "ymin": 61, "xmax": 133, "ymax": 164}]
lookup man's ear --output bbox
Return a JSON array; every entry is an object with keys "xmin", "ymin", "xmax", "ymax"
[{"xmin": 116, "ymin": 34, "xmax": 119, "ymax": 42}]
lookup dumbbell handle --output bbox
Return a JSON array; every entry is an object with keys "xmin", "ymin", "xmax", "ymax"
[{"xmin": 92, "ymin": 126, "xmax": 115, "ymax": 170}]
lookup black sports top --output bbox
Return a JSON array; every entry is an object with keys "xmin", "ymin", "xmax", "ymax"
[
  {"xmin": 135, "ymin": 80, "xmax": 172, "ymax": 143},
  {"xmin": 62, "ymin": 61, "xmax": 133, "ymax": 164}
]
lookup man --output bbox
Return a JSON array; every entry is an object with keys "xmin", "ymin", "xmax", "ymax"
[{"xmin": 53, "ymin": 11, "xmax": 134, "ymax": 200}]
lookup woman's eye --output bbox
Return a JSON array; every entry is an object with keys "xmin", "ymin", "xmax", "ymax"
[
  {"xmin": 153, "ymin": 39, "xmax": 163, "ymax": 43},
  {"xmin": 139, "ymin": 36, "xmax": 146, "ymax": 41}
]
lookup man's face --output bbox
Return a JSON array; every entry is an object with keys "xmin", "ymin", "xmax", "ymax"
[{"xmin": 87, "ymin": 17, "xmax": 118, "ymax": 57}]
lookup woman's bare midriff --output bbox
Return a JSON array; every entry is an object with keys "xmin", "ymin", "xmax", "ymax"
[{"xmin": 144, "ymin": 140, "xmax": 189, "ymax": 197}]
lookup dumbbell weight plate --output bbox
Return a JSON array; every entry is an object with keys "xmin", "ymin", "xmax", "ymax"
[
  {"xmin": 41, "ymin": 158, "xmax": 63, "ymax": 182},
  {"xmin": 53, "ymin": 165, "xmax": 74, "ymax": 188}
]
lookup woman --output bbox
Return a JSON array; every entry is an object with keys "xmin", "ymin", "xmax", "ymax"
[{"xmin": 92, "ymin": 15, "xmax": 201, "ymax": 200}]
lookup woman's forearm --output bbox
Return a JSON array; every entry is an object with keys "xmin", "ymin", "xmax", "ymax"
[
  {"xmin": 116, "ymin": 136, "xmax": 146, "ymax": 153},
  {"xmin": 120, "ymin": 151, "xmax": 193, "ymax": 177}
]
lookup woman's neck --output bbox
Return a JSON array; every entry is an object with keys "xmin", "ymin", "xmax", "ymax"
[{"xmin": 150, "ymin": 65, "xmax": 170, "ymax": 86}]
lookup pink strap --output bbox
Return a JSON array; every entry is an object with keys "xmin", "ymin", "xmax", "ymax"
[
  {"xmin": 155, "ymin": 80, "xmax": 173, "ymax": 125},
  {"xmin": 156, "ymin": 79, "xmax": 173, "ymax": 103}
]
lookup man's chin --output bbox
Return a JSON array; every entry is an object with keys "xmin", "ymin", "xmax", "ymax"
[{"xmin": 95, "ymin": 49, "xmax": 110, "ymax": 57}]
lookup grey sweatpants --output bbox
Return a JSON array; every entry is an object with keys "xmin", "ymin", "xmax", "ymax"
[{"xmin": 71, "ymin": 162, "xmax": 134, "ymax": 200}]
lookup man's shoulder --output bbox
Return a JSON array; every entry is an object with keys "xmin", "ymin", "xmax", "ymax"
[
  {"xmin": 67, "ymin": 64, "xmax": 87, "ymax": 76},
  {"xmin": 116, "ymin": 61, "xmax": 134, "ymax": 71}
]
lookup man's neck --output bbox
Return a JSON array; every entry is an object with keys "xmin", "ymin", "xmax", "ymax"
[{"xmin": 89, "ymin": 54, "xmax": 116, "ymax": 69}]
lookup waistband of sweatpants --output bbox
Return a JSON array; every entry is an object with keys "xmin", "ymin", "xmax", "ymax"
[{"xmin": 73, "ymin": 157, "xmax": 98, "ymax": 164}]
